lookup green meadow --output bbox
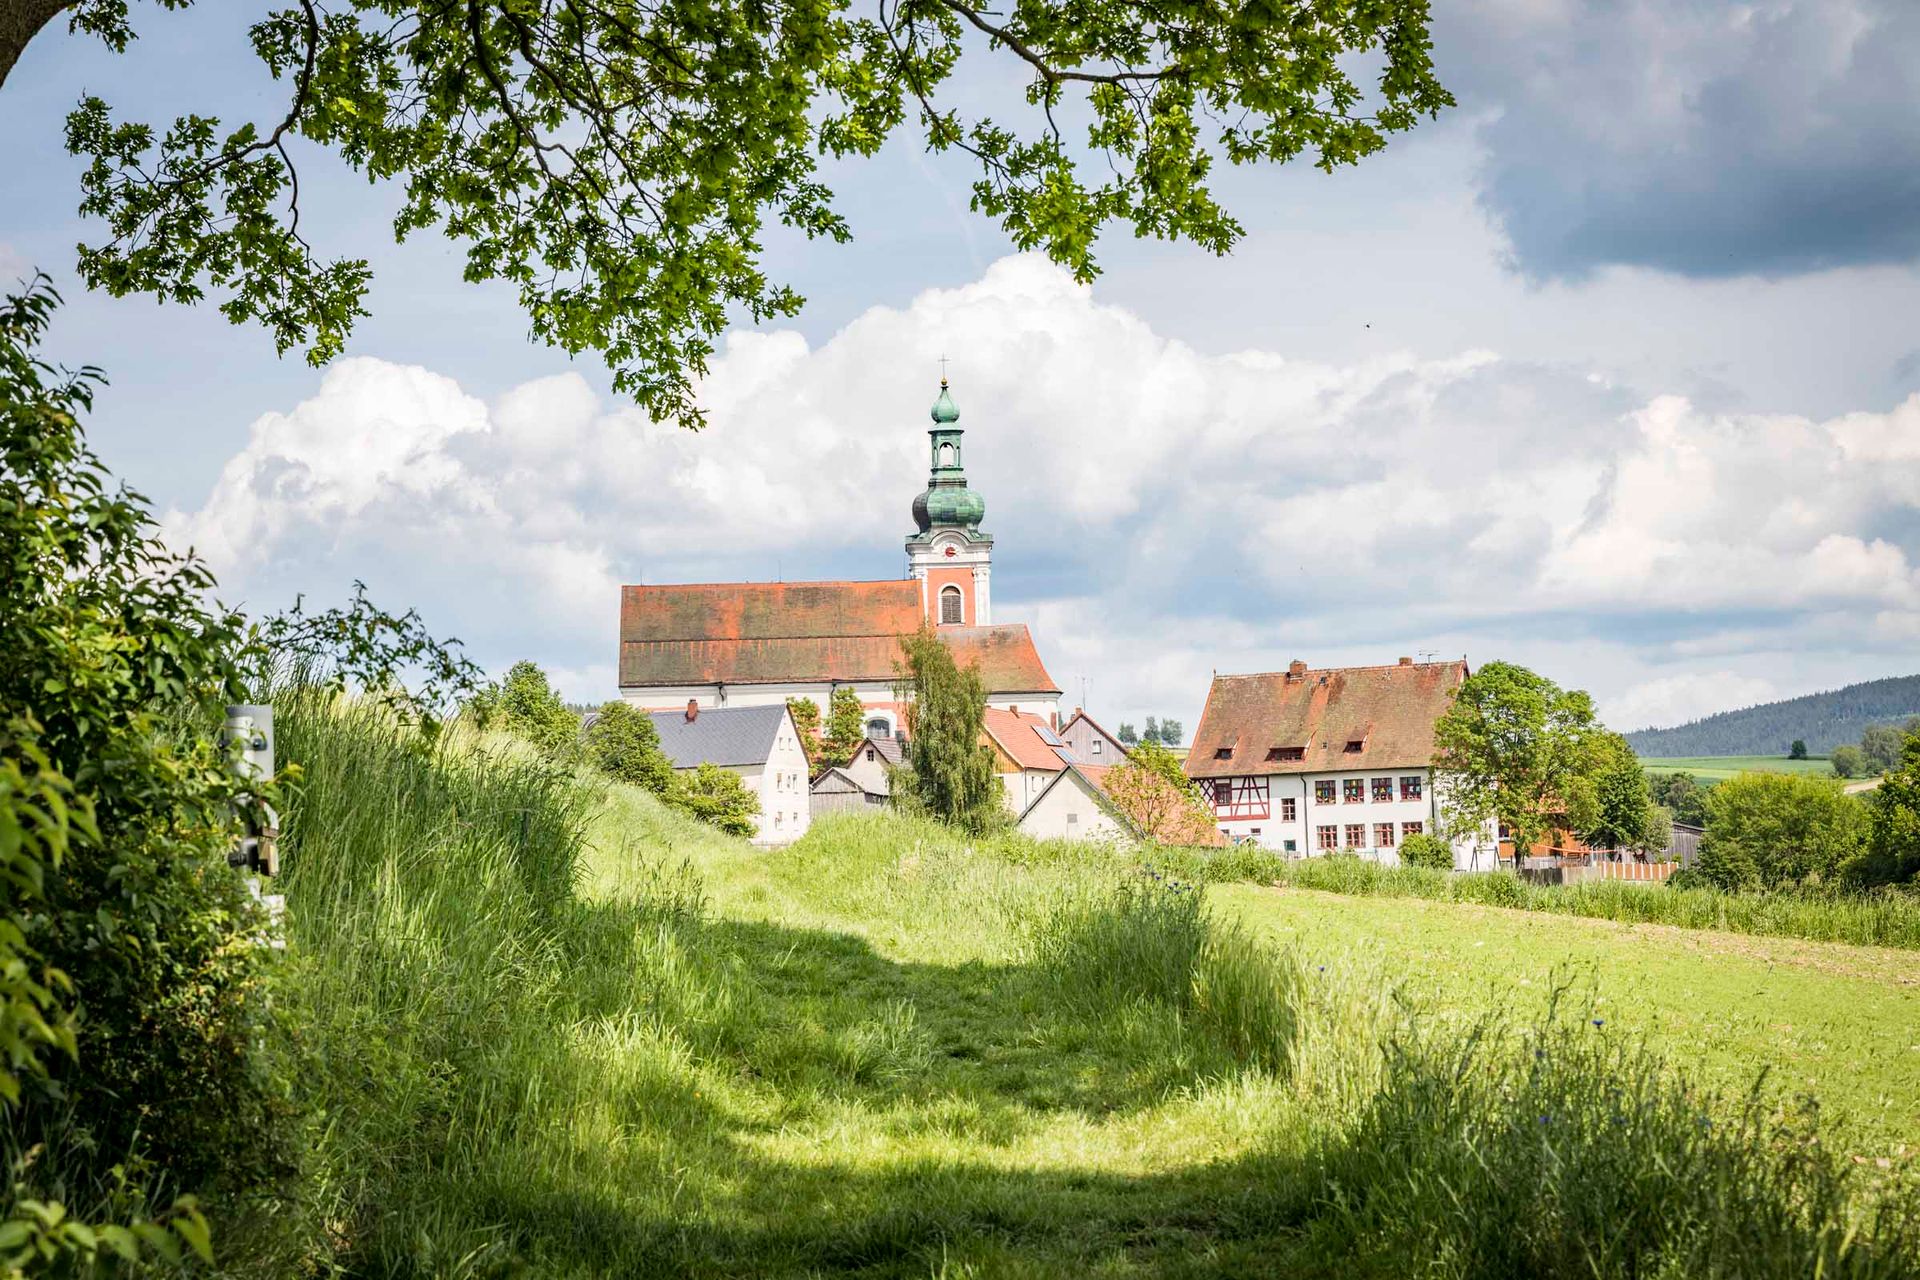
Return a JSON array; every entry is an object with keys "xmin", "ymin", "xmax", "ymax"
[
  {"xmin": 1640, "ymin": 754, "xmax": 1840, "ymax": 781},
  {"xmin": 267, "ymin": 695, "xmax": 1920, "ymax": 1277}
]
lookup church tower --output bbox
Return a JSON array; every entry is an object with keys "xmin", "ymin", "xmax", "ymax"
[{"xmin": 906, "ymin": 378, "xmax": 992, "ymax": 628}]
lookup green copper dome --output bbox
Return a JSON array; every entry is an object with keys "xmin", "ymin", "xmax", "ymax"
[
  {"xmin": 911, "ymin": 378, "xmax": 986, "ymax": 533},
  {"xmin": 931, "ymin": 381, "xmax": 960, "ymax": 423}
]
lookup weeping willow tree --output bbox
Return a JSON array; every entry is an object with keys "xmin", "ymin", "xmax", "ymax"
[{"xmin": 895, "ymin": 625, "xmax": 1002, "ymax": 833}]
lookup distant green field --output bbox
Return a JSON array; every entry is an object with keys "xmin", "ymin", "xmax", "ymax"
[{"xmin": 1639, "ymin": 754, "xmax": 1838, "ymax": 781}]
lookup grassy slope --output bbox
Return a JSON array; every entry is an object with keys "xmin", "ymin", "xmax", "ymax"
[
  {"xmin": 1212, "ymin": 885, "xmax": 1920, "ymax": 1152},
  {"xmin": 1640, "ymin": 754, "xmax": 1840, "ymax": 781},
  {"xmin": 281, "ymin": 707, "xmax": 1919, "ymax": 1277}
]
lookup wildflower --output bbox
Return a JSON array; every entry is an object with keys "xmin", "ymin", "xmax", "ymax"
[{"xmin": 1592, "ymin": 1018, "xmax": 1604, "ymax": 1028}]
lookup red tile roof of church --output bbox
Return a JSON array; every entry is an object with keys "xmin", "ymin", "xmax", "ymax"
[
  {"xmin": 618, "ymin": 580, "xmax": 1059, "ymax": 694},
  {"xmin": 1185, "ymin": 660, "xmax": 1469, "ymax": 778}
]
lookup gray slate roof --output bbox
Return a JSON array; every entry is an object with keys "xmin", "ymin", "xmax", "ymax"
[{"xmin": 648, "ymin": 704, "xmax": 787, "ymax": 769}]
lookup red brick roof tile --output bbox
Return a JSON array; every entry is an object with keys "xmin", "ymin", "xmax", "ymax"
[
  {"xmin": 1185, "ymin": 660, "xmax": 1468, "ymax": 779},
  {"xmin": 618, "ymin": 580, "xmax": 1059, "ymax": 694}
]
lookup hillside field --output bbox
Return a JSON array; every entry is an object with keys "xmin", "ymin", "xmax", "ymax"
[
  {"xmin": 1639, "ymin": 754, "xmax": 1839, "ymax": 782},
  {"xmin": 276, "ymin": 702, "xmax": 1920, "ymax": 1276},
  {"xmin": 1214, "ymin": 886, "xmax": 1920, "ymax": 1151}
]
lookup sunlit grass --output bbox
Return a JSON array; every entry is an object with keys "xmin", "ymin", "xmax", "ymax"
[{"xmin": 268, "ymin": 696, "xmax": 1920, "ymax": 1277}]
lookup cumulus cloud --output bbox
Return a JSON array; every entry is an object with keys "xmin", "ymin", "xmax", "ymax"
[
  {"xmin": 1602, "ymin": 672, "xmax": 1780, "ymax": 734},
  {"xmin": 167, "ymin": 255, "xmax": 1920, "ymax": 720},
  {"xmin": 1448, "ymin": 0, "xmax": 1920, "ymax": 279}
]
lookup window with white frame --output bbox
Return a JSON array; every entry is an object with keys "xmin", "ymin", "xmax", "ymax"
[{"xmin": 940, "ymin": 585, "xmax": 963, "ymax": 624}]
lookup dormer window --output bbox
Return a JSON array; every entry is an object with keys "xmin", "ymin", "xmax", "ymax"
[
  {"xmin": 1214, "ymin": 747, "xmax": 1233, "ymax": 760},
  {"xmin": 1344, "ymin": 739, "xmax": 1365, "ymax": 754},
  {"xmin": 1265, "ymin": 746, "xmax": 1304, "ymax": 762}
]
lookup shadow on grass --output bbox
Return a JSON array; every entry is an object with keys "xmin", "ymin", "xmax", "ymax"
[{"xmin": 361, "ymin": 900, "xmax": 1916, "ymax": 1280}]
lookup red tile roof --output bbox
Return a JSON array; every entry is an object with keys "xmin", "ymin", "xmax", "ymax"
[
  {"xmin": 1185, "ymin": 660, "xmax": 1469, "ymax": 779},
  {"xmin": 618, "ymin": 580, "xmax": 1059, "ymax": 694},
  {"xmin": 982, "ymin": 707, "xmax": 1070, "ymax": 772}
]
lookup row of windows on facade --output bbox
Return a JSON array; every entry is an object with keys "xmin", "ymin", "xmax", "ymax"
[
  {"xmin": 1232, "ymin": 820, "xmax": 1428, "ymax": 851},
  {"xmin": 1208, "ymin": 775, "xmax": 1423, "ymax": 811}
]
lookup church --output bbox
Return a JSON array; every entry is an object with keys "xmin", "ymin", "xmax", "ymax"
[{"xmin": 617, "ymin": 380, "xmax": 1062, "ymax": 738}]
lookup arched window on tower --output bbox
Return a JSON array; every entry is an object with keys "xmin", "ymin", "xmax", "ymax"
[
  {"xmin": 940, "ymin": 585, "xmax": 964, "ymax": 625},
  {"xmin": 938, "ymin": 442, "xmax": 957, "ymax": 468}
]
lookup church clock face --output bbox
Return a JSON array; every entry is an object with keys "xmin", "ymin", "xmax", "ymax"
[{"xmin": 944, "ymin": 546, "xmax": 957, "ymax": 557}]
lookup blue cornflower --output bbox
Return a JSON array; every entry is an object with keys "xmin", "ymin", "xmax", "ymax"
[{"xmin": 1592, "ymin": 1018, "xmax": 1605, "ymax": 1028}]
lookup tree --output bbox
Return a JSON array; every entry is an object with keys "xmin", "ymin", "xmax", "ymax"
[
  {"xmin": 1157, "ymin": 717, "xmax": 1183, "ymax": 746},
  {"xmin": 895, "ymin": 626, "xmax": 1001, "ymax": 832},
  {"xmin": 1579, "ymin": 733, "xmax": 1661, "ymax": 852},
  {"xmin": 488, "ymin": 660, "xmax": 580, "ymax": 755},
  {"xmin": 3, "ymin": 1, "xmax": 1450, "ymax": 428},
  {"xmin": 1117, "ymin": 722, "xmax": 1139, "ymax": 746},
  {"xmin": 1694, "ymin": 772, "xmax": 1867, "ymax": 891},
  {"xmin": 1635, "ymin": 805, "xmax": 1674, "ymax": 861},
  {"xmin": 669, "ymin": 762, "xmax": 760, "ymax": 838},
  {"xmin": 1848, "ymin": 726, "xmax": 1920, "ymax": 887},
  {"xmin": 786, "ymin": 696, "xmax": 823, "ymax": 773},
  {"xmin": 1860, "ymin": 724, "xmax": 1905, "ymax": 774},
  {"xmin": 822, "ymin": 686, "xmax": 866, "ymax": 768},
  {"xmin": 1789, "ymin": 739, "xmax": 1808, "ymax": 760},
  {"xmin": 1144, "ymin": 716, "xmax": 1160, "ymax": 745},
  {"xmin": 1103, "ymin": 740, "xmax": 1215, "ymax": 845},
  {"xmin": 1830, "ymin": 745, "xmax": 1864, "ymax": 780},
  {"xmin": 1432, "ymin": 661, "xmax": 1604, "ymax": 869},
  {"xmin": 1648, "ymin": 770, "xmax": 1708, "ymax": 826},
  {"xmin": 1398, "ymin": 832, "xmax": 1454, "ymax": 870},
  {"xmin": 584, "ymin": 700, "xmax": 673, "ymax": 793}
]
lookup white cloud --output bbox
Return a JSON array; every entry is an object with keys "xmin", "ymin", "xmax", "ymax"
[
  {"xmin": 1602, "ymin": 672, "xmax": 1780, "ymax": 734},
  {"xmin": 166, "ymin": 255, "xmax": 1920, "ymax": 715}
]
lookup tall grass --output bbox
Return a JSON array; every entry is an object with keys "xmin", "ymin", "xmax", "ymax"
[
  {"xmin": 258, "ymin": 695, "xmax": 1918, "ymax": 1276},
  {"xmin": 1159, "ymin": 846, "xmax": 1920, "ymax": 950}
]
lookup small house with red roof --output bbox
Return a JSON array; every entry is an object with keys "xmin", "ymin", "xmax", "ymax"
[
  {"xmin": 981, "ymin": 707, "xmax": 1078, "ymax": 810},
  {"xmin": 617, "ymin": 380, "xmax": 1061, "ymax": 737}
]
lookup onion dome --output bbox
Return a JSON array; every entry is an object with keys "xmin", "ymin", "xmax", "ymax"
[{"xmin": 911, "ymin": 378, "xmax": 985, "ymax": 532}]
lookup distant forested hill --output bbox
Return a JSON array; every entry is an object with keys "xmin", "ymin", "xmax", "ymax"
[{"xmin": 1626, "ymin": 674, "xmax": 1920, "ymax": 757}]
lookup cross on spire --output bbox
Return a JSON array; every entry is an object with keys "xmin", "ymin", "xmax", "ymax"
[{"xmin": 938, "ymin": 353, "xmax": 950, "ymax": 385}]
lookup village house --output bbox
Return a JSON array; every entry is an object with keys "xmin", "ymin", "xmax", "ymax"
[
  {"xmin": 983, "ymin": 707, "xmax": 1077, "ymax": 811},
  {"xmin": 1184, "ymin": 658, "xmax": 1499, "ymax": 869},
  {"xmin": 1016, "ymin": 763, "xmax": 1134, "ymax": 842},
  {"xmin": 1056, "ymin": 708, "xmax": 1129, "ymax": 766},
  {"xmin": 808, "ymin": 766, "xmax": 888, "ymax": 817},
  {"xmin": 648, "ymin": 702, "xmax": 812, "ymax": 845},
  {"xmin": 616, "ymin": 381, "xmax": 1062, "ymax": 735},
  {"xmin": 839, "ymin": 733, "xmax": 903, "ymax": 795}
]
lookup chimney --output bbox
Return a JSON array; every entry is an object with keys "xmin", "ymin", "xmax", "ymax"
[
  {"xmin": 1399, "ymin": 656, "xmax": 1413, "ymax": 666},
  {"xmin": 685, "ymin": 699, "xmax": 699, "ymax": 722},
  {"xmin": 1286, "ymin": 659, "xmax": 1307, "ymax": 679}
]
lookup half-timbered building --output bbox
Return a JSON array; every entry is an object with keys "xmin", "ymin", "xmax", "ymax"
[{"xmin": 1184, "ymin": 657, "xmax": 1499, "ymax": 869}]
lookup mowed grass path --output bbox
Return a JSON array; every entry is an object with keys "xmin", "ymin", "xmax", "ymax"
[
  {"xmin": 1213, "ymin": 884, "xmax": 1920, "ymax": 1151},
  {"xmin": 1639, "ymin": 754, "xmax": 1839, "ymax": 781}
]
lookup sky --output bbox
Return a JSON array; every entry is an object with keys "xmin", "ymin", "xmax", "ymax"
[{"xmin": 4, "ymin": 0, "xmax": 1919, "ymax": 735}]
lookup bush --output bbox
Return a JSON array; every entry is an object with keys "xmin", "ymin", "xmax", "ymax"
[
  {"xmin": 1831, "ymin": 745, "xmax": 1863, "ymax": 779},
  {"xmin": 487, "ymin": 660, "xmax": 580, "ymax": 755},
  {"xmin": 1696, "ymin": 772, "xmax": 1867, "ymax": 891},
  {"xmin": 585, "ymin": 700, "xmax": 674, "ymax": 793},
  {"xmin": 1, "ymin": 278, "xmax": 293, "ymax": 1234},
  {"xmin": 670, "ymin": 762, "xmax": 761, "ymax": 837},
  {"xmin": 1398, "ymin": 832, "xmax": 1454, "ymax": 870}
]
